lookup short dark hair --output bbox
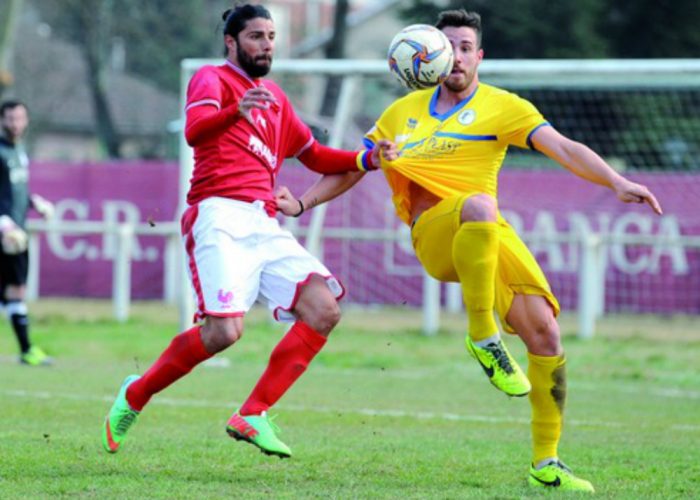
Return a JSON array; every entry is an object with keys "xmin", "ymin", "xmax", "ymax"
[
  {"xmin": 435, "ymin": 9, "xmax": 482, "ymax": 48},
  {"xmin": 0, "ymin": 100, "xmax": 27, "ymax": 117},
  {"xmin": 222, "ymin": 3, "xmax": 272, "ymax": 38}
]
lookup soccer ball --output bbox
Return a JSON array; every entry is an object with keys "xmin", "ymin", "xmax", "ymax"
[{"xmin": 387, "ymin": 24, "xmax": 454, "ymax": 91}]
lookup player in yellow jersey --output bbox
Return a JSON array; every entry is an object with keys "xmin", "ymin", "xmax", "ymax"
[{"xmin": 276, "ymin": 9, "xmax": 662, "ymax": 493}]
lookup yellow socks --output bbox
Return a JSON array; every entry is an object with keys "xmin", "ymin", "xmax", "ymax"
[
  {"xmin": 528, "ymin": 352, "xmax": 566, "ymax": 464},
  {"xmin": 452, "ymin": 221, "xmax": 499, "ymax": 341}
]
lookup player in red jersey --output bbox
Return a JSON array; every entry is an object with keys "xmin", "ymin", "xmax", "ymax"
[{"xmin": 102, "ymin": 4, "xmax": 387, "ymax": 458}]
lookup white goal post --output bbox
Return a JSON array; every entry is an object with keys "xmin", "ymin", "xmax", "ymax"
[{"xmin": 178, "ymin": 58, "xmax": 700, "ymax": 337}]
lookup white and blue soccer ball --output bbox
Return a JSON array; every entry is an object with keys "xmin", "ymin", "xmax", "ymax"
[{"xmin": 388, "ymin": 24, "xmax": 454, "ymax": 91}]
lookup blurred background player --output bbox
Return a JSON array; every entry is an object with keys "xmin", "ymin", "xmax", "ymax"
[
  {"xmin": 0, "ymin": 100, "xmax": 55, "ymax": 366},
  {"xmin": 276, "ymin": 9, "xmax": 662, "ymax": 492},
  {"xmin": 102, "ymin": 4, "xmax": 382, "ymax": 458}
]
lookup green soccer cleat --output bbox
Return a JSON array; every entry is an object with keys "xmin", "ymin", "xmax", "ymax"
[
  {"xmin": 529, "ymin": 459, "xmax": 595, "ymax": 492},
  {"xmin": 102, "ymin": 374, "xmax": 141, "ymax": 454},
  {"xmin": 466, "ymin": 337, "xmax": 531, "ymax": 397},
  {"xmin": 20, "ymin": 346, "xmax": 53, "ymax": 366},
  {"xmin": 226, "ymin": 411, "xmax": 292, "ymax": 458}
]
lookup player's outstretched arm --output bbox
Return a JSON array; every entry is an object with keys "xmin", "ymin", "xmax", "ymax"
[
  {"xmin": 276, "ymin": 139, "xmax": 398, "ymax": 216},
  {"xmin": 531, "ymin": 126, "xmax": 663, "ymax": 215},
  {"xmin": 275, "ymin": 171, "xmax": 366, "ymax": 217},
  {"xmin": 297, "ymin": 137, "xmax": 397, "ymax": 176}
]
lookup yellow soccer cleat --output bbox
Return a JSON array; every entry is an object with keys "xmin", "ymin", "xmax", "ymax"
[
  {"xmin": 529, "ymin": 459, "xmax": 595, "ymax": 492},
  {"xmin": 466, "ymin": 337, "xmax": 531, "ymax": 396}
]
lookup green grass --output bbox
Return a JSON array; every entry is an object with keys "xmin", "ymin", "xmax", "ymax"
[{"xmin": 0, "ymin": 301, "xmax": 699, "ymax": 499}]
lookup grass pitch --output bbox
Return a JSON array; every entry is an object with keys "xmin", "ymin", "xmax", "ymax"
[{"xmin": 0, "ymin": 301, "xmax": 698, "ymax": 499}]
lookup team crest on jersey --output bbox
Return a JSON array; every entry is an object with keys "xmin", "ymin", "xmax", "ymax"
[
  {"xmin": 458, "ymin": 109, "xmax": 476, "ymax": 125},
  {"xmin": 407, "ymin": 118, "xmax": 418, "ymax": 129}
]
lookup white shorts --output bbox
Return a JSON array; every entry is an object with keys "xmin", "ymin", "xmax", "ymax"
[{"xmin": 181, "ymin": 197, "xmax": 344, "ymax": 322}]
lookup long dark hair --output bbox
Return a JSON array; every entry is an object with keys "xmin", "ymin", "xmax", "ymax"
[{"xmin": 222, "ymin": 4, "xmax": 272, "ymax": 38}]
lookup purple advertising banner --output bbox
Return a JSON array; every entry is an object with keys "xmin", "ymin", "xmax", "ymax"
[
  {"xmin": 31, "ymin": 161, "xmax": 180, "ymax": 299},
  {"xmin": 31, "ymin": 161, "xmax": 700, "ymax": 313},
  {"xmin": 497, "ymin": 171, "xmax": 700, "ymax": 313}
]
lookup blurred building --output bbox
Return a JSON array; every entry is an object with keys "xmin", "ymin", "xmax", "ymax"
[{"xmin": 10, "ymin": 26, "xmax": 178, "ymax": 162}]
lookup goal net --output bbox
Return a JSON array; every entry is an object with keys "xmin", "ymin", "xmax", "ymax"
[{"xmin": 179, "ymin": 58, "xmax": 700, "ymax": 336}]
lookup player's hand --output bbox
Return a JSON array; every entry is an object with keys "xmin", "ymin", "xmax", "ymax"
[
  {"xmin": 0, "ymin": 215, "xmax": 28, "ymax": 254},
  {"xmin": 613, "ymin": 179, "xmax": 663, "ymax": 215},
  {"xmin": 370, "ymin": 139, "xmax": 398, "ymax": 167},
  {"xmin": 238, "ymin": 85, "xmax": 278, "ymax": 125},
  {"xmin": 1, "ymin": 227, "xmax": 28, "ymax": 254},
  {"xmin": 31, "ymin": 194, "xmax": 55, "ymax": 219},
  {"xmin": 0, "ymin": 215, "xmax": 16, "ymax": 233},
  {"xmin": 274, "ymin": 186, "xmax": 302, "ymax": 217}
]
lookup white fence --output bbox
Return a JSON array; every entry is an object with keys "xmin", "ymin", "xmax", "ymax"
[
  {"xmin": 24, "ymin": 219, "xmax": 700, "ymax": 338},
  {"xmin": 25, "ymin": 219, "xmax": 181, "ymax": 322}
]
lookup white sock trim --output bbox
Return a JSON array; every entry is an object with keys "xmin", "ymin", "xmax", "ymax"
[
  {"xmin": 534, "ymin": 457, "xmax": 559, "ymax": 470},
  {"xmin": 5, "ymin": 301, "xmax": 28, "ymax": 317},
  {"xmin": 474, "ymin": 333, "xmax": 500, "ymax": 347}
]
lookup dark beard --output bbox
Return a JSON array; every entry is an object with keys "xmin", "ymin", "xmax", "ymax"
[
  {"xmin": 444, "ymin": 73, "xmax": 469, "ymax": 93},
  {"xmin": 237, "ymin": 44, "xmax": 272, "ymax": 78}
]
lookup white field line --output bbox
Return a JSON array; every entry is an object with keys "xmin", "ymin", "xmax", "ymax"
[
  {"xmin": 2, "ymin": 353, "xmax": 697, "ymax": 400},
  {"xmin": 2, "ymin": 388, "xmax": 698, "ymax": 432},
  {"xmin": 1, "ymin": 354, "xmax": 697, "ymax": 400},
  {"xmin": 309, "ymin": 365, "xmax": 700, "ymax": 400}
]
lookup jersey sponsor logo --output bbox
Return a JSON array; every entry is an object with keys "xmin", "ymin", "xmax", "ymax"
[
  {"xmin": 248, "ymin": 135, "xmax": 277, "ymax": 169},
  {"xmin": 458, "ymin": 109, "xmax": 476, "ymax": 125},
  {"xmin": 400, "ymin": 136, "xmax": 461, "ymax": 160}
]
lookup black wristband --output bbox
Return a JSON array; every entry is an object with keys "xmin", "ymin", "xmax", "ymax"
[{"xmin": 293, "ymin": 199, "xmax": 305, "ymax": 217}]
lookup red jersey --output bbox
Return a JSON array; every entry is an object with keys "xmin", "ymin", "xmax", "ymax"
[{"xmin": 185, "ymin": 61, "xmax": 314, "ymax": 214}]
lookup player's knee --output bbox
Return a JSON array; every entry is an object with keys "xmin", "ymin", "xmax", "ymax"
[
  {"xmin": 530, "ymin": 314, "xmax": 561, "ymax": 356},
  {"xmin": 221, "ymin": 324, "xmax": 244, "ymax": 345},
  {"xmin": 201, "ymin": 318, "xmax": 243, "ymax": 353},
  {"xmin": 304, "ymin": 299, "xmax": 341, "ymax": 336},
  {"xmin": 4, "ymin": 285, "xmax": 25, "ymax": 302},
  {"xmin": 460, "ymin": 194, "xmax": 497, "ymax": 223}
]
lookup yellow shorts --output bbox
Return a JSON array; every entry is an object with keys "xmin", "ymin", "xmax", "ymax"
[{"xmin": 410, "ymin": 194, "xmax": 560, "ymax": 334}]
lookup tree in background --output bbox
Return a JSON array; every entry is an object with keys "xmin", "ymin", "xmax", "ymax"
[
  {"xmin": 400, "ymin": 0, "xmax": 700, "ymax": 58},
  {"xmin": 400, "ymin": 0, "xmax": 607, "ymax": 58},
  {"xmin": 603, "ymin": 0, "xmax": 700, "ymax": 58},
  {"xmin": 111, "ymin": 1, "xmax": 212, "ymax": 93},
  {"xmin": 36, "ymin": 0, "xmax": 213, "ymax": 158},
  {"xmin": 320, "ymin": 0, "xmax": 350, "ymax": 118},
  {"xmin": 39, "ymin": 0, "xmax": 121, "ymax": 157}
]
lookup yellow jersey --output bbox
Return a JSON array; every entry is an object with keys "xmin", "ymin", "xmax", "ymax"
[{"xmin": 364, "ymin": 83, "xmax": 548, "ymax": 225}]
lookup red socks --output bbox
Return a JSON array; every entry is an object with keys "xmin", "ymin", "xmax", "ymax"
[
  {"xmin": 124, "ymin": 322, "xmax": 327, "ymax": 415},
  {"xmin": 126, "ymin": 326, "xmax": 213, "ymax": 411},
  {"xmin": 239, "ymin": 321, "xmax": 327, "ymax": 416}
]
